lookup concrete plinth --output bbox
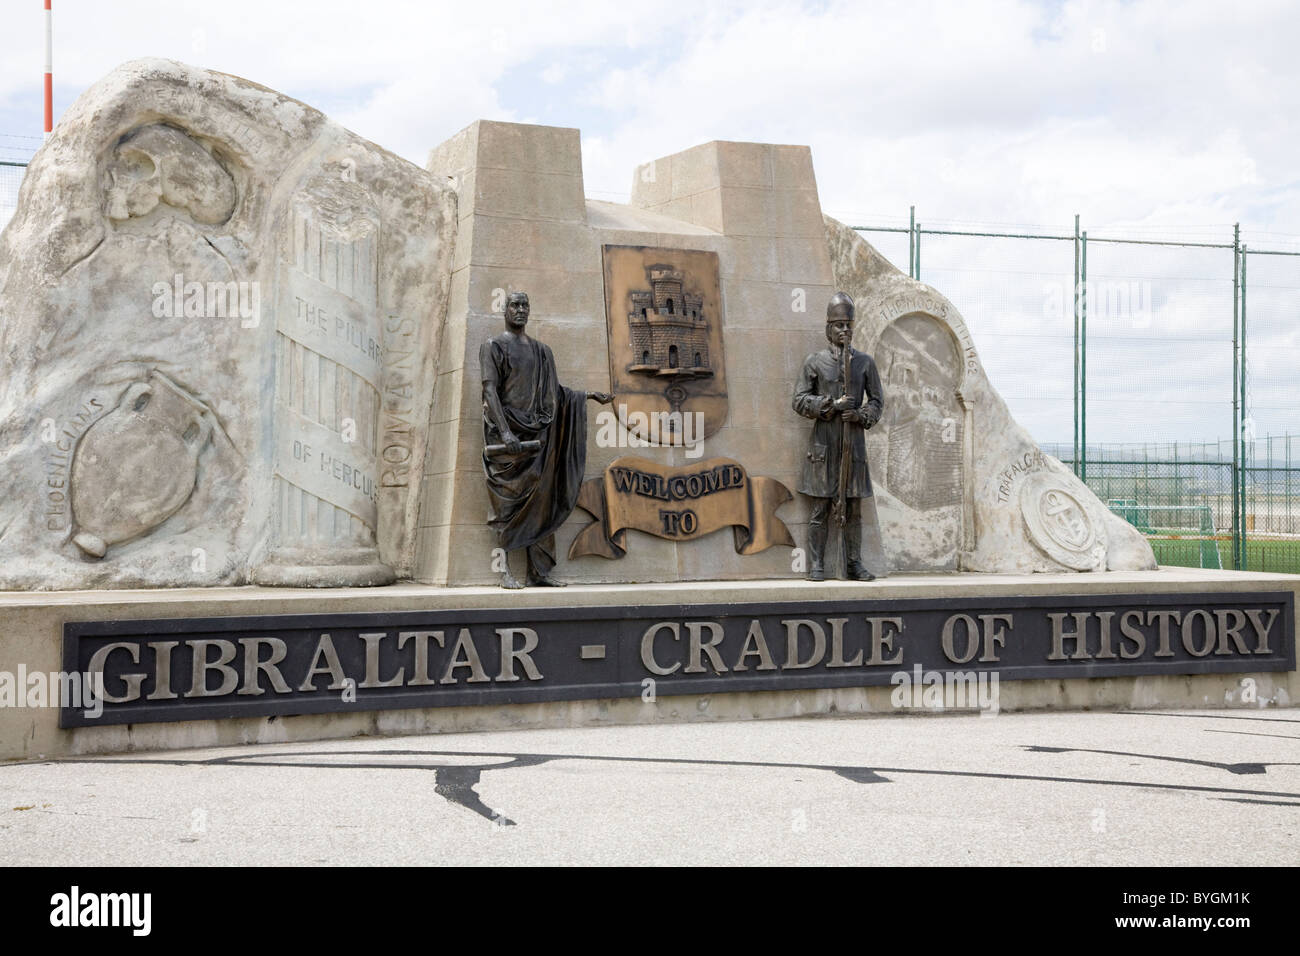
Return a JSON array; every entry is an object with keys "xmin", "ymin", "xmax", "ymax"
[{"xmin": 1, "ymin": 568, "xmax": 1295, "ymax": 762}]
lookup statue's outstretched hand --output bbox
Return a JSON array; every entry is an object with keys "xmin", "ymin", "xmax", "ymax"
[{"xmin": 588, "ymin": 391, "xmax": 614, "ymax": 405}]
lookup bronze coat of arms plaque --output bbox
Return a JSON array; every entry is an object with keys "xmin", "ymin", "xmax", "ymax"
[{"xmin": 601, "ymin": 245, "xmax": 727, "ymax": 444}]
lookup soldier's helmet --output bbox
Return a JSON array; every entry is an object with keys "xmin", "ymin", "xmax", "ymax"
[{"xmin": 826, "ymin": 292, "xmax": 855, "ymax": 323}]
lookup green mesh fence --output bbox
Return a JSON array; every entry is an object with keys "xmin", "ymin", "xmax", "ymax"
[
  {"xmin": 914, "ymin": 227, "xmax": 1075, "ymax": 444},
  {"xmin": 1242, "ymin": 249, "xmax": 1300, "ymax": 573},
  {"xmin": 1081, "ymin": 241, "xmax": 1235, "ymax": 444},
  {"xmin": 849, "ymin": 217, "xmax": 1300, "ymax": 574}
]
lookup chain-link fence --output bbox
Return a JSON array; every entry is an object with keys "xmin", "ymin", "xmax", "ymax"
[
  {"xmin": 0, "ymin": 161, "xmax": 26, "ymax": 232},
  {"xmin": 0, "ymin": 133, "xmax": 37, "ymax": 228},
  {"xmin": 850, "ymin": 212, "xmax": 1300, "ymax": 573},
  {"xmin": 1040, "ymin": 437, "xmax": 1300, "ymax": 573}
]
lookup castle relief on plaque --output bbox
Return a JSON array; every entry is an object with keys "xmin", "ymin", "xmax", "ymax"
[{"xmin": 602, "ymin": 245, "xmax": 727, "ymax": 446}]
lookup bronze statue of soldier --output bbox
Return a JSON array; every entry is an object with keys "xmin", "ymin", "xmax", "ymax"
[
  {"xmin": 792, "ymin": 292, "xmax": 884, "ymax": 581},
  {"xmin": 480, "ymin": 292, "xmax": 613, "ymax": 588}
]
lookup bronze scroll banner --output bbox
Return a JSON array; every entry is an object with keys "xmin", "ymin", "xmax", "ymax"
[{"xmin": 569, "ymin": 456, "xmax": 795, "ymax": 559}]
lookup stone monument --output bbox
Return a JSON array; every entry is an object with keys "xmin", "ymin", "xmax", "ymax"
[
  {"xmin": 0, "ymin": 60, "xmax": 453, "ymax": 589},
  {"xmin": 416, "ymin": 120, "xmax": 1157, "ymax": 583},
  {"xmin": 0, "ymin": 59, "xmax": 1292, "ymax": 765}
]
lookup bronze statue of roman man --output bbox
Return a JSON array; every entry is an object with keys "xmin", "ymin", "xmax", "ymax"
[
  {"xmin": 792, "ymin": 292, "xmax": 885, "ymax": 581},
  {"xmin": 480, "ymin": 292, "xmax": 613, "ymax": 588}
]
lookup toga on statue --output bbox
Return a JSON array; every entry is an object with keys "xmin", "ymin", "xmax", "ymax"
[{"xmin": 480, "ymin": 292, "xmax": 611, "ymax": 588}]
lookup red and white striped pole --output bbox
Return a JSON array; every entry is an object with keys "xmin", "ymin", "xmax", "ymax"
[{"xmin": 43, "ymin": 0, "xmax": 53, "ymax": 138}]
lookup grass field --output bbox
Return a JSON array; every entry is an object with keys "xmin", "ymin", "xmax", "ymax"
[{"xmin": 1146, "ymin": 530, "xmax": 1300, "ymax": 574}]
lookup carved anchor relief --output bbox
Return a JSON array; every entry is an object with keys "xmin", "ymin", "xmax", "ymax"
[
  {"xmin": 69, "ymin": 371, "xmax": 215, "ymax": 558},
  {"xmin": 1019, "ymin": 472, "xmax": 1107, "ymax": 571}
]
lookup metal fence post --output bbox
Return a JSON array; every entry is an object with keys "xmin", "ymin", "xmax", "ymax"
[
  {"xmin": 1231, "ymin": 224, "xmax": 1241, "ymax": 569},
  {"xmin": 1240, "ymin": 242, "xmax": 1248, "ymax": 570},
  {"xmin": 1073, "ymin": 214, "xmax": 1081, "ymax": 477},
  {"xmin": 908, "ymin": 206, "xmax": 916, "ymax": 280},
  {"xmin": 915, "ymin": 221, "xmax": 921, "ymax": 281},
  {"xmin": 1080, "ymin": 230, "xmax": 1088, "ymax": 483}
]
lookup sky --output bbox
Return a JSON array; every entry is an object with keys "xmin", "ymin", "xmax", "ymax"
[{"xmin": 0, "ymin": 0, "xmax": 1297, "ymax": 445}]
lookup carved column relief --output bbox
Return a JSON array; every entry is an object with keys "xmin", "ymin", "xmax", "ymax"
[
  {"xmin": 958, "ymin": 390, "xmax": 976, "ymax": 566},
  {"xmin": 254, "ymin": 188, "xmax": 394, "ymax": 586}
]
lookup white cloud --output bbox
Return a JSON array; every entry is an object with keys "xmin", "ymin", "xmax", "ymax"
[{"xmin": 0, "ymin": 0, "xmax": 1296, "ymax": 440}]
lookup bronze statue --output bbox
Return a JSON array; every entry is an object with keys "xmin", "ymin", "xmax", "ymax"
[
  {"xmin": 792, "ymin": 292, "xmax": 884, "ymax": 581},
  {"xmin": 481, "ymin": 292, "xmax": 613, "ymax": 588}
]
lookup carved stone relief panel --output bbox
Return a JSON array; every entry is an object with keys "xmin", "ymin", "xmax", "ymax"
[
  {"xmin": 253, "ymin": 181, "xmax": 394, "ymax": 586},
  {"xmin": 69, "ymin": 371, "xmax": 215, "ymax": 558},
  {"xmin": 878, "ymin": 313, "xmax": 965, "ymax": 513}
]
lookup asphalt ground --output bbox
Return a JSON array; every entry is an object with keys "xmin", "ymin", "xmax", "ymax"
[{"xmin": 1, "ymin": 708, "xmax": 1297, "ymax": 867}]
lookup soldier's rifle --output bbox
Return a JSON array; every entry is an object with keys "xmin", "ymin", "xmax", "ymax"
[{"xmin": 830, "ymin": 340, "xmax": 852, "ymax": 577}]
